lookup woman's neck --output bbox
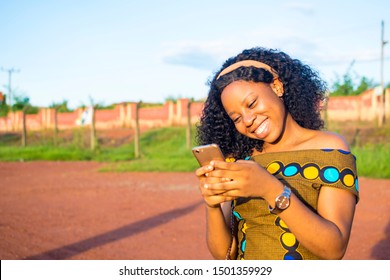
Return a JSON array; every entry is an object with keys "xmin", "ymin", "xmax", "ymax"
[{"xmin": 259, "ymin": 114, "xmax": 314, "ymax": 154}]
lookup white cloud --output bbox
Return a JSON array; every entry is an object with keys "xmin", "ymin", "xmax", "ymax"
[
  {"xmin": 162, "ymin": 47, "xmax": 219, "ymax": 70},
  {"xmin": 160, "ymin": 40, "xmax": 234, "ymax": 71},
  {"xmin": 282, "ymin": 2, "xmax": 315, "ymax": 15}
]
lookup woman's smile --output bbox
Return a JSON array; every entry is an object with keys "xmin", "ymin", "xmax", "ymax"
[{"xmin": 252, "ymin": 118, "xmax": 269, "ymax": 138}]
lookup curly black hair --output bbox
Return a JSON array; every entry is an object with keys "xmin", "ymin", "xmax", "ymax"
[{"xmin": 196, "ymin": 47, "xmax": 327, "ymax": 159}]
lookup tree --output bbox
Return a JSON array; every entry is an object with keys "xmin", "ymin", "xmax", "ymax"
[
  {"xmin": 0, "ymin": 93, "xmax": 9, "ymax": 116},
  {"xmin": 12, "ymin": 93, "xmax": 39, "ymax": 114},
  {"xmin": 330, "ymin": 73, "xmax": 355, "ymax": 96},
  {"xmin": 49, "ymin": 100, "xmax": 73, "ymax": 112},
  {"xmin": 330, "ymin": 61, "xmax": 376, "ymax": 96},
  {"xmin": 355, "ymin": 76, "xmax": 375, "ymax": 96}
]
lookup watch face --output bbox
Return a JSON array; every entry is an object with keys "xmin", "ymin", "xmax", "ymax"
[{"xmin": 276, "ymin": 195, "xmax": 290, "ymax": 210}]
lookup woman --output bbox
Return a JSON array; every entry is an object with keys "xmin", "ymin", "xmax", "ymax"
[{"xmin": 195, "ymin": 47, "xmax": 359, "ymax": 260}]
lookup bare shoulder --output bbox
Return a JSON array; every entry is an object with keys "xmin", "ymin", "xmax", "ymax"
[{"xmin": 311, "ymin": 130, "xmax": 350, "ymax": 151}]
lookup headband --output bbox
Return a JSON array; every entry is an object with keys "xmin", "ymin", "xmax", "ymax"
[{"xmin": 216, "ymin": 59, "xmax": 279, "ymax": 80}]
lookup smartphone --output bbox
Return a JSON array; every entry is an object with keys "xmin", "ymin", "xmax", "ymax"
[{"xmin": 192, "ymin": 144, "xmax": 225, "ymax": 166}]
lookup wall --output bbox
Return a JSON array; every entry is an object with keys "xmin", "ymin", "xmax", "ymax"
[
  {"xmin": 1, "ymin": 88, "xmax": 389, "ymax": 132},
  {"xmin": 0, "ymin": 98, "xmax": 204, "ymax": 132},
  {"xmin": 326, "ymin": 88, "xmax": 390, "ymax": 122}
]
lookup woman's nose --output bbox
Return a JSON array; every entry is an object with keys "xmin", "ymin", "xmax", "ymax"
[{"xmin": 243, "ymin": 113, "xmax": 255, "ymax": 127}]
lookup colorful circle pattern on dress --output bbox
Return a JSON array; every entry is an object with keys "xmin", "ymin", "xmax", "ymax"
[
  {"xmin": 266, "ymin": 158, "xmax": 357, "ymax": 191},
  {"xmin": 276, "ymin": 217, "xmax": 303, "ymax": 260},
  {"xmin": 232, "ymin": 209, "xmax": 247, "ymax": 260}
]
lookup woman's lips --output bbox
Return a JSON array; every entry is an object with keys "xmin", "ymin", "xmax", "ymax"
[{"xmin": 253, "ymin": 118, "xmax": 269, "ymax": 138}]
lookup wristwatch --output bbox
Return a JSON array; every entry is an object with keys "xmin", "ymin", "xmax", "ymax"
[{"xmin": 268, "ymin": 185, "xmax": 291, "ymax": 214}]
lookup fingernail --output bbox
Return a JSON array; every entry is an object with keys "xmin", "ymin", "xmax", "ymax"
[{"xmin": 204, "ymin": 184, "xmax": 208, "ymax": 189}]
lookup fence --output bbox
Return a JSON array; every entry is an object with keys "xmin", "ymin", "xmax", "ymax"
[
  {"xmin": 0, "ymin": 98, "xmax": 204, "ymax": 132},
  {"xmin": 1, "ymin": 88, "xmax": 389, "ymax": 133},
  {"xmin": 325, "ymin": 88, "xmax": 390, "ymax": 122}
]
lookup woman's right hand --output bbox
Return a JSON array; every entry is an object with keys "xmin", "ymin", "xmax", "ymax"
[{"xmin": 195, "ymin": 162, "xmax": 237, "ymax": 208}]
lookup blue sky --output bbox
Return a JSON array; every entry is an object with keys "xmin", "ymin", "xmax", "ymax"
[{"xmin": 1, "ymin": 0, "xmax": 389, "ymax": 109}]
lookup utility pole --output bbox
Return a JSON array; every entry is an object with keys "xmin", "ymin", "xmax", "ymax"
[
  {"xmin": 0, "ymin": 67, "xmax": 20, "ymax": 110},
  {"xmin": 379, "ymin": 20, "xmax": 388, "ymax": 126},
  {"xmin": 186, "ymin": 99, "xmax": 193, "ymax": 149},
  {"xmin": 134, "ymin": 101, "xmax": 141, "ymax": 158}
]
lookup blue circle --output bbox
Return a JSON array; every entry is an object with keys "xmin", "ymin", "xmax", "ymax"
[
  {"xmin": 284, "ymin": 254, "xmax": 295, "ymax": 260},
  {"xmin": 283, "ymin": 165, "xmax": 299, "ymax": 177},
  {"xmin": 338, "ymin": 149, "xmax": 350, "ymax": 155},
  {"xmin": 233, "ymin": 211, "xmax": 242, "ymax": 220},
  {"xmin": 355, "ymin": 178, "xmax": 359, "ymax": 192},
  {"xmin": 284, "ymin": 252, "xmax": 303, "ymax": 260},
  {"xmin": 323, "ymin": 167, "xmax": 340, "ymax": 183},
  {"xmin": 241, "ymin": 240, "xmax": 246, "ymax": 252}
]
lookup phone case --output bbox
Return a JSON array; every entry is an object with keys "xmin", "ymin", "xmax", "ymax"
[{"xmin": 192, "ymin": 144, "xmax": 225, "ymax": 166}]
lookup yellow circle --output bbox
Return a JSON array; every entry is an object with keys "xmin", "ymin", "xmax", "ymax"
[
  {"xmin": 303, "ymin": 166, "xmax": 319, "ymax": 179},
  {"xmin": 343, "ymin": 174, "xmax": 355, "ymax": 187},
  {"xmin": 279, "ymin": 219, "xmax": 288, "ymax": 229},
  {"xmin": 242, "ymin": 223, "xmax": 248, "ymax": 234},
  {"xmin": 281, "ymin": 232, "xmax": 296, "ymax": 248},
  {"xmin": 225, "ymin": 157, "xmax": 236, "ymax": 162},
  {"xmin": 267, "ymin": 162, "xmax": 281, "ymax": 174}
]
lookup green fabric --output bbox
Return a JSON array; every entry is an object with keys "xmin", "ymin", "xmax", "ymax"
[{"xmin": 232, "ymin": 149, "xmax": 359, "ymax": 260}]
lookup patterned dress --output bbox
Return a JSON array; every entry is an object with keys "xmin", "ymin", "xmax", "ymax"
[{"xmin": 232, "ymin": 149, "xmax": 359, "ymax": 260}]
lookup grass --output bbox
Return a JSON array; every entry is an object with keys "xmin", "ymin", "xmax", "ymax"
[
  {"xmin": 0, "ymin": 124, "xmax": 389, "ymax": 178},
  {"xmin": 326, "ymin": 120, "xmax": 390, "ymax": 179},
  {"xmin": 99, "ymin": 127, "xmax": 198, "ymax": 172},
  {"xmin": 0, "ymin": 146, "xmax": 94, "ymax": 161},
  {"xmin": 0, "ymin": 127, "xmax": 199, "ymax": 172},
  {"xmin": 351, "ymin": 144, "xmax": 390, "ymax": 179}
]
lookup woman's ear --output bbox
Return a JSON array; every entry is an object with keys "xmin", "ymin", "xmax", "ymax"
[{"xmin": 271, "ymin": 78, "xmax": 284, "ymax": 97}]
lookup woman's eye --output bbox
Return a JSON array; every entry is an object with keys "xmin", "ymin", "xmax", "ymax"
[
  {"xmin": 248, "ymin": 99, "xmax": 256, "ymax": 108},
  {"xmin": 233, "ymin": 116, "xmax": 241, "ymax": 123}
]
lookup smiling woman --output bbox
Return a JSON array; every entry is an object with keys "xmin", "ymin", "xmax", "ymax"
[{"xmin": 194, "ymin": 47, "xmax": 359, "ymax": 260}]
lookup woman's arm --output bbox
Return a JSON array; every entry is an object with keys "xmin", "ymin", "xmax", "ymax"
[
  {"xmin": 276, "ymin": 186, "xmax": 356, "ymax": 259},
  {"xmin": 206, "ymin": 159, "xmax": 356, "ymax": 259},
  {"xmin": 196, "ymin": 164, "xmax": 237, "ymax": 259},
  {"xmin": 205, "ymin": 202, "xmax": 237, "ymax": 259}
]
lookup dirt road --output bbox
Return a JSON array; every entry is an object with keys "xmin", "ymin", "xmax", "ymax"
[{"xmin": 0, "ymin": 161, "xmax": 389, "ymax": 260}]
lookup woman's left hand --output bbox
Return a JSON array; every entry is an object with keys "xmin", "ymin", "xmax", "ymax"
[{"xmin": 204, "ymin": 160, "xmax": 278, "ymax": 199}]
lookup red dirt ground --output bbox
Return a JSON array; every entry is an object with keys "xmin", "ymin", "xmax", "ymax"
[{"xmin": 0, "ymin": 161, "xmax": 389, "ymax": 260}]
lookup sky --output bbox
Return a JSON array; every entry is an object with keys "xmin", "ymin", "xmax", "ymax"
[{"xmin": 1, "ymin": 0, "xmax": 390, "ymax": 109}]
